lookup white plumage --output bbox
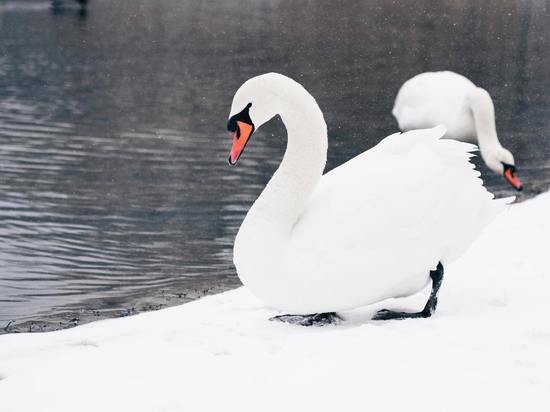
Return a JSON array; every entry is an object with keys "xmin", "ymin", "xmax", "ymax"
[
  {"xmin": 393, "ymin": 71, "xmax": 479, "ymax": 140},
  {"xmin": 229, "ymin": 73, "xmax": 511, "ymax": 315},
  {"xmin": 392, "ymin": 71, "xmax": 521, "ymax": 190}
]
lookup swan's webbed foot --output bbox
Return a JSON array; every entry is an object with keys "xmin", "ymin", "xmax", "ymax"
[
  {"xmin": 269, "ymin": 312, "xmax": 342, "ymax": 326},
  {"xmin": 372, "ymin": 308, "xmax": 430, "ymax": 320},
  {"xmin": 372, "ymin": 262, "xmax": 444, "ymax": 321}
]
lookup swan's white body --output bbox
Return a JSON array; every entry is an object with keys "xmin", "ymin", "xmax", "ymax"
[
  {"xmin": 230, "ymin": 73, "xmax": 511, "ymax": 314},
  {"xmin": 392, "ymin": 71, "xmax": 516, "ymax": 176}
]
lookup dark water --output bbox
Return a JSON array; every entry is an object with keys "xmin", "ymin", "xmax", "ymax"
[{"xmin": 1, "ymin": 0, "xmax": 549, "ymax": 331}]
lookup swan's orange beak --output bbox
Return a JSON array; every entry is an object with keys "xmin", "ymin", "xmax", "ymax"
[
  {"xmin": 229, "ymin": 121, "xmax": 254, "ymax": 165},
  {"xmin": 503, "ymin": 165, "xmax": 523, "ymax": 191}
]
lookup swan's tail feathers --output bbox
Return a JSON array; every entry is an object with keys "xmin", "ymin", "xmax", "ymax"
[
  {"xmin": 442, "ymin": 193, "xmax": 514, "ymax": 264},
  {"xmin": 499, "ymin": 196, "xmax": 515, "ymax": 204},
  {"xmin": 492, "ymin": 195, "xmax": 516, "ymax": 209},
  {"xmin": 485, "ymin": 195, "xmax": 515, "ymax": 219}
]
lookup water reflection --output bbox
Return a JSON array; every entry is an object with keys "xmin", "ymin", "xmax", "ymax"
[{"xmin": 0, "ymin": 0, "xmax": 549, "ymax": 329}]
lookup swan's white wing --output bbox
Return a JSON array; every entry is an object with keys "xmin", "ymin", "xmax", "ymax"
[{"xmin": 282, "ymin": 126, "xmax": 511, "ymax": 311}]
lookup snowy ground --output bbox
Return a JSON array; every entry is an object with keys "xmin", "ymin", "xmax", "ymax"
[{"xmin": 1, "ymin": 192, "xmax": 549, "ymax": 412}]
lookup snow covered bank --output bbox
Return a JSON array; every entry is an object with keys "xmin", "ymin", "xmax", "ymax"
[{"xmin": 1, "ymin": 192, "xmax": 549, "ymax": 412}]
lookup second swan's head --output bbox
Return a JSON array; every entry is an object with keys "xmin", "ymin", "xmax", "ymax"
[
  {"xmin": 227, "ymin": 73, "xmax": 300, "ymax": 165},
  {"xmin": 483, "ymin": 146, "xmax": 523, "ymax": 191}
]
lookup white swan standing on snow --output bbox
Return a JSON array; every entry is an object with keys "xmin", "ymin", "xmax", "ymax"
[
  {"xmin": 227, "ymin": 73, "xmax": 512, "ymax": 326},
  {"xmin": 392, "ymin": 71, "xmax": 523, "ymax": 191}
]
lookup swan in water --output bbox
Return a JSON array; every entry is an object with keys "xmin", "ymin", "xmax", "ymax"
[
  {"xmin": 392, "ymin": 71, "xmax": 522, "ymax": 191},
  {"xmin": 227, "ymin": 73, "xmax": 512, "ymax": 326}
]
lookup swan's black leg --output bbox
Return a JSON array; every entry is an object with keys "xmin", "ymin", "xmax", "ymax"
[
  {"xmin": 270, "ymin": 312, "xmax": 342, "ymax": 326},
  {"xmin": 373, "ymin": 262, "xmax": 444, "ymax": 321}
]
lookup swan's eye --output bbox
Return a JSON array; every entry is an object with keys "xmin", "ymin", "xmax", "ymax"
[
  {"xmin": 227, "ymin": 102, "xmax": 255, "ymax": 165},
  {"xmin": 227, "ymin": 103, "xmax": 253, "ymax": 133},
  {"xmin": 502, "ymin": 162, "xmax": 515, "ymax": 174}
]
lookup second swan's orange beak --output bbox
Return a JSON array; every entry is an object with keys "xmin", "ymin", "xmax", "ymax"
[
  {"xmin": 503, "ymin": 164, "xmax": 523, "ymax": 191},
  {"xmin": 504, "ymin": 168, "xmax": 523, "ymax": 191},
  {"xmin": 229, "ymin": 121, "xmax": 254, "ymax": 165}
]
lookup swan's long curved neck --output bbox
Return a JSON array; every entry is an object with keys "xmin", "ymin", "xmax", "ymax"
[
  {"xmin": 247, "ymin": 92, "xmax": 328, "ymax": 231},
  {"xmin": 468, "ymin": 87, "xmax": 504, "ymax": 156}
]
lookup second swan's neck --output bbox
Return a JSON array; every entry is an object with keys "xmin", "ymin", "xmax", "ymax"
[
  {"xmin": 248, "ymin": 91, "xmax": 328, "ymax": 229},
  {"xmin": 468, "ymin": 87, "xmax": 504, "ymax": 156}
]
